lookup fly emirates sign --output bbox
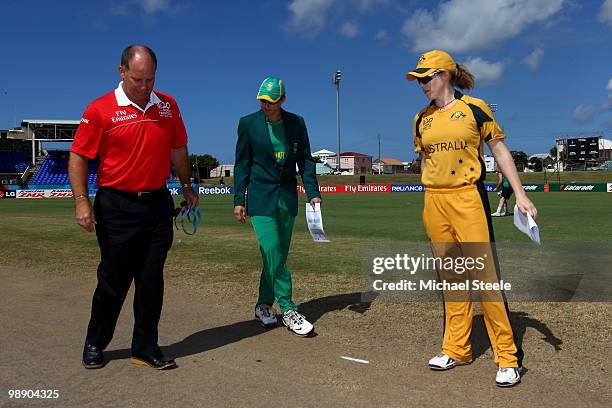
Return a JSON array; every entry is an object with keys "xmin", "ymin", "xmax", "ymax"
[{"xmin": 297, "ymin": 184, "xmax": 391, "ymax": 194}]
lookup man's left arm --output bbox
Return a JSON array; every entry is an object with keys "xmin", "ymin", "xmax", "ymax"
[
  {"xmin": 170, "ymin": 99, "xmax": 198, "ymax": 208},
  {"xmin": 171, "ymin": 146, "xmax": 199, "ymax": 208},
  {"xmin": 296, "ymin": 116, "xmax": 321, "ymax": 208}
]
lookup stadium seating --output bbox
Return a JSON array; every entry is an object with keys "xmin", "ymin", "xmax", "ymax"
[
  {"xmin": 0, "ymin": 151, "xmax": 30, "ymax": 173},
  {"xmin": 30, "ymin": 151, "xmax": 98, "ymax": 185},
  {"xmin": 28, "ymin": 150, "xmax": 174, "ymax": 185}
]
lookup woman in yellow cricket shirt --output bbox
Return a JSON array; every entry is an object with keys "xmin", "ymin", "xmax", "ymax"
[{"xmin": 407, "ymin": 50, "xmax": 538, "ymax": 387}]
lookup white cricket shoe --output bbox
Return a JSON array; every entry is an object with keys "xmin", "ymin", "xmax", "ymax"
[
  {"xmin": 496, "ymin": 367, "xmax": 521, "ymax": 387},
  {"xmin": 282, "ymin": 310, "xmax": 314, "ymax": 336},
  {"xmin": 428, "ymin": 353, "xmax": 468, "ymax": 370},
  {"xmin": 491, "ymin": 211, "xmax": 502, "ymax": 217},
  {"xmin": 254, "ymin": 304, "xmax": 277, "ymax": 328}
]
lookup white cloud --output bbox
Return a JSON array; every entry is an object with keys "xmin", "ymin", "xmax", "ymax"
[
  {"xmin": 375, "ymin": 30, "xmax": 388, "ymax": 41},
  {"xmin": 572, "ymin": 105, "xmax": 598, "ymax": 124},
  {"xmin": 402, "ymin": 0, "xmax": 564, "ymax": 53},
  {"xmin": 141, "ymin": 0, "xmax": 171, "ymax": 13},
  {"xmin": 523, "ymin": 48, "xmax": 544, "ymax": 71},
  {"xmin": 286, "ymin": 0, "xmax": 389, "ymax": 35},
  {"xmin": 604, "ymin": 78, "xmax": 612, "ymax": 110},
  {"xmin": 464, "ymin": 57, "xmax": 505, "ymax": 86},
  {"xmin": 109, "ymin": 0, "xmax": 176, "ymax": 16},
  {"xmin": 339, "ymin": 22, "xmax": 359, "ymax": 38},
  {"xmin": 599, "ymin": 0, "xmax": 612, "ymax": 26},
  {"xmin": 287, "ymin": 0, "xmax": 336, "ymax": 35},
  {"xmin": 357, "ymin": 0, "xmax": 390, "ymax": 10},
  {"xmin": 572, "ymin": 78, "xmax": 612, "ymax": 124}
]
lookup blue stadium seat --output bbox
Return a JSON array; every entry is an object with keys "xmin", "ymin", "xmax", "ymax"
[
  {"xmin": 0, "ymin": 152, "xmax": 30, "ymax": 173},
  {"xmin": 28, "ymin": 150, "xmax": 177, "ymax": 186},
  {"xmin": 30, "ymin": 151, "xmax": 98, "ymax": 185}
]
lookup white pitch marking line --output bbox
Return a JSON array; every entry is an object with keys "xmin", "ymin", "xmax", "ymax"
[{"xmin": 340, "ymin": 356, "xmax": 369, "ymax": 364}]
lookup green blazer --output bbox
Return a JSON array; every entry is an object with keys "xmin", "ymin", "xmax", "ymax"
[{"xmin": 234, "ymin": 109, "xmax": 321, "ymax": 217}]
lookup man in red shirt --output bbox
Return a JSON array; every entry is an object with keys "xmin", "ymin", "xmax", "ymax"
[{"xmin": 69, "ymin": 45, "xmax": 198, "ymax": 370}]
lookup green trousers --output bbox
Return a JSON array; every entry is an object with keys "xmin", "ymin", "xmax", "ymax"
[{"xmin": 251, "ymin": 205, "xmax": 297, "ymax": 313}]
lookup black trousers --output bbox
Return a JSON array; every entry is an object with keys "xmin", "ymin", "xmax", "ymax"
[{"xmin": 85, "ymin": 187, "xmax": 174, "ymax": 355}]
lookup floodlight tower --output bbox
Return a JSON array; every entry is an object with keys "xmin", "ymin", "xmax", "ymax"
[{"xmin": 333, "ymin": 69, "xmax": 342, "ymax": 173}]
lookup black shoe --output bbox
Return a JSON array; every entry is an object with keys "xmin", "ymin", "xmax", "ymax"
[
  {"xmin": 82, "ymin": 343, "xmax": 106, "ymax": 369},
  {"xmin": 131, "ymin": 352, "xmax": 177, "ymax": 370}
]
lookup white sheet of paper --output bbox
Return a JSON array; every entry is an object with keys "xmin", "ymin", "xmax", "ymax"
[
  {"xmin": 305, "ymin": 202, "xmax": 330, "ymax": 242},
  {"xmin": 513, "ymin": 204, "xmax": 541, "ymax": 244}
]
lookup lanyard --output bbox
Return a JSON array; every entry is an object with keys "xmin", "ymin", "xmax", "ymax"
[{"xmin": 174, "ymin": 205, "xmax": 202, "ymax": 235}]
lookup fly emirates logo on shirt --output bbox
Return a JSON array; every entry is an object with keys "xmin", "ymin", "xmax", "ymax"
[{"xmin": 111, "ymin": 110, "xmax": 138, "ymax": 123}]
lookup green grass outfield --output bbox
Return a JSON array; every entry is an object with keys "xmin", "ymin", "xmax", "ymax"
[{"xmin": 1, "ymin": 192, "xmax": 611, "ymax": 287}]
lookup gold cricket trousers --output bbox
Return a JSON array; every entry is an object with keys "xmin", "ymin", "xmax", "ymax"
[{"xmin": 422, "ymin": 183, "xmax": 522, "ymax": 368}]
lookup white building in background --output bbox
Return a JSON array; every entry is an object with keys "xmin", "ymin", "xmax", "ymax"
[
  {"xmin": 311, "ymin": 149, "xmax": 336, "ymax": 165},
  {"xmin": 600, "ymin": 138, "xmax": 612, "ymax": 160},
  {"xmin": 210, "ymin": 164, "xmax": 234, "ymax": 178}
]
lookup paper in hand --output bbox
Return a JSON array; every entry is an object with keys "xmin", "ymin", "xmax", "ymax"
[
  {"xmin": 513, "ymin": 204, "xmax": 541, "ymax": 244},
  {"xmin": 305, "ymin": 202, "xmax": 330, "ymax": 242}
]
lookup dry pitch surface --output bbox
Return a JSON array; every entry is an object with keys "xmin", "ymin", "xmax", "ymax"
[{"xmin": 1, "ymin": 264, "xmax": 610, "ymax": 408}]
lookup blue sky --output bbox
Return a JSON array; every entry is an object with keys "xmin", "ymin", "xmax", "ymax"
[{"xmin": 1, "ymin": 0, "xmax": 611, "ymax": 163}]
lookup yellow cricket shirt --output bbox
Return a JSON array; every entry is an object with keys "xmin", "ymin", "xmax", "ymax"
[{"xmin": 413, "ymin": 90, "xmax": 504, "ymax": 189}]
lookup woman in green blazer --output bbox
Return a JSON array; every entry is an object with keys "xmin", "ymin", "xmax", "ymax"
[{"xmin": 233, "ymin": 77, "xmax": 321, "ymax": 336}]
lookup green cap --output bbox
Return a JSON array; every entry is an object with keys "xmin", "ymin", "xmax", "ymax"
[{"xmin": 257, "ymin": 76, "xmax": 285, "ymax": 103}]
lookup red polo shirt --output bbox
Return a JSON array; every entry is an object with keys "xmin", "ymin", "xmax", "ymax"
[{"xmin": 71, "ymin": 83, "xmax": 187, "ymax": 192}]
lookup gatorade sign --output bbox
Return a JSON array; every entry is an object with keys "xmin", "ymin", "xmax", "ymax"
[
  {"xmin": 560, "ymin": 184, "xmax": 595, "ymax": 191},
  {"xmin": 552, "ymin": 184, "xmax": 607, "ymax": 192}
]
